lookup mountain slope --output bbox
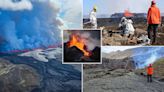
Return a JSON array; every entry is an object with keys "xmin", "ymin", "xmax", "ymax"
[
  {"xmin": 0, "ymin": 47, "xmax": 81, "ymax": 92},
  {"xmin": 84, "ymin": 47, "xmax": 164, "ymax": 92}
]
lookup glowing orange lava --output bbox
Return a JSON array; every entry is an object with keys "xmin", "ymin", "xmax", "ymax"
[
  {"xmin": 67, "ymin": 34, "xmax": 90, "ymax": 56},
  {"xmin": 124, "ymin": 10, "xmax": 134, "ymax": 17}
]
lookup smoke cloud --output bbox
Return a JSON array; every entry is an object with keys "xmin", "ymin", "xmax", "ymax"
[
  {"xmin": 0, "ymin": 0, "xmax": 63, "ymax": 52},
  {"xmin": 56, "ymin": 0, "xmax": 82, "ymax": 28},
  {"xmin": 0, "ymin": 0, "xmax": 33, "ymax": 11},
  {"xmin": 133, "ymin": 47, "xmax": 164, "ymax": 69}
]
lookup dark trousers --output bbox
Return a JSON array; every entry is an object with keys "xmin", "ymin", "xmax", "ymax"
[
  {"xmin": 121, "ymin": 26, "xmax": 126, "ymax": 36},
  {"xmin": 147, "ymin": 24, "xmax": 158, "ymax": 44},
  {"xmin": 147, "ymin": 74, "xmax": 152, "ymax": 82}
]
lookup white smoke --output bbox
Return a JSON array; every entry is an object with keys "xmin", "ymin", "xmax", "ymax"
[
  {"xmin": 56, "ymin": 0, "xmax": 82, "ymax": 28},
  {"xmin": 0, "ymin": 0, "xmax": 33, "ymax": 11},
  {"xmin": 133, "ymin": 47, "xmax": 164, "ymax": 69},
  {"xmin": 86, "ymin": 38, "xmax": 100, "ymax": 50},
  {"xmin": 0, "ymin": 0, "xmax": 63, "ymax": 52},
  {"xmin": 80, "ymin": 32, "xmax": 99, "ymax": 51},
  {"xmin": 145, "ymin": 53, "xmax": 158, "ymax": 66}
]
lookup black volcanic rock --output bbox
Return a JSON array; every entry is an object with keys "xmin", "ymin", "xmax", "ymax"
[
  {"xmin": 0, "ymin": 50, "xmax": 81, "ymax": 92},
  {"xmin": 0, "ymin": 58, "xmax": 40, "ymax": 92},
  {"xmin": 90, "ymin": 47, "xmax": 101, "ymax": 61},
  {"xmin": 64, "ymin": 43, "xmax": 84, "ymax": 61},
  {"xmin": 84, "ymin": 57, "xmax": 135, "ymax": 71},
  {"xmin": 102, "ymin": 57, "xmax": 135, "ymax": 70}
]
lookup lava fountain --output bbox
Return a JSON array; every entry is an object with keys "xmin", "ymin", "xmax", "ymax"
[{"xmin": 67, "ymin": 34, "xmax": 91, "ymax": 57}]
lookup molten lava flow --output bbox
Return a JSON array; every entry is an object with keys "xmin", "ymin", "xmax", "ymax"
[
  {"xmin": 67, "ymin": 34, "xmax": 90, "ymax": 56},
  {"xmin": 124, "ymin": 10, "xmax": 134, "ymax": 17}
]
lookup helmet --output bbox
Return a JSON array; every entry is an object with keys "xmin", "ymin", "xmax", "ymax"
[{"xmin": 93, "ymin": 5, "xmax": 97, "ymax": 11}]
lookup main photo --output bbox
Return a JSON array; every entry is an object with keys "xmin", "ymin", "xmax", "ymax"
[{"xmin": 0, "ymin": 0, "xmax": 82, "ymax": 92}]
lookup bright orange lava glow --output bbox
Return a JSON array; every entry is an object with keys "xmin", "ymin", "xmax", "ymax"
[
  {"xmin": 67, "ymin": 34, "xmax": 90, "ymax": 56},
  {"xmin": 124, "ymin": 10, "xmax": 134, "ymax": 17}
]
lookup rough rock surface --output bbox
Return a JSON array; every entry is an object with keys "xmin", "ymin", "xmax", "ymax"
[
  {"xmin": 84, "ymin": 69, "xmax": 164, "ymax": 92},
  {"xmin": 84, "ymin": 17, "xmax": 164, "ymax": 46},
  {"xmin": 0, "ymin": 47, "xmax": 81, "ymax": 92},
  {"xmin": 102, "ymin": 28, "xmax": 149, "ymax": 46},
  {"xmin": 84, "ymin": 48, "xmax": 164, "ymax": 92},
  {"xmin": 0, "ymin": 58, "xmax": 40, "ymax": 92}
]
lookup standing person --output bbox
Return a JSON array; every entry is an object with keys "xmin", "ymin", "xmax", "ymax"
[
  {"xmin": 147, "ymin": 0, "xmax": 161, "ymax": 44},
  {"xmin": 119, "ymin": 17, "xmax": 127, "ymax": 36},
  {"xmin": 147, "ymin": 64, "xmax": 154, "ymax": 83},
  {"xmin": 90, "ymin": 6, "xmax": 97, "ymax": 29}
]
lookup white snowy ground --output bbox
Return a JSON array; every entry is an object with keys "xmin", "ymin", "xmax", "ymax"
[{"xmin": 19, "ymin": 47, "xmax": 81, "ymax": 71}]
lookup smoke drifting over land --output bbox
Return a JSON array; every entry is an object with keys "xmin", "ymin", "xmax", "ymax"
[
  {"xmin": 102, "ymin": 47, "xmax": 164, "ymax": 69},
  {"xmin": 133, "ymin": 47, "xmax": 164, "ymax": 68},
  {"xmin": 0, "ymin": 0, "xmax": 63, "ymax": 52}
]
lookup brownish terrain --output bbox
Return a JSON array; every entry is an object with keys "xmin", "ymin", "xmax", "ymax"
[{"xmin": 84, "ymin": 17, "xmax": 164, "ymax": 45}]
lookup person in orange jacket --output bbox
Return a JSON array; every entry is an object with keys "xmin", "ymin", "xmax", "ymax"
[
  {"xmin": 147, "ymin": 0, "xmax": 161, "ymax": 44},
  {"xmin": 147, "ymin": 64, "xmax": 154, "ymax": 82}
]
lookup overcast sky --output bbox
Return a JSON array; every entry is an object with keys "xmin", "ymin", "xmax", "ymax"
[{"xmin": 83, "ymin": 0, "xmax": 164, "ymax": 16}]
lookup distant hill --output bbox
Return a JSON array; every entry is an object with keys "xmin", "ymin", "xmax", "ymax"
[{"xmin": 102, "ymin": 49, "xmax": 133, "ymax": 59}]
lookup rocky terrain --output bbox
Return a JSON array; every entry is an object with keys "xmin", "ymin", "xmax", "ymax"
[
  {"xmin": 0, "ymin": 58, "xmax": 40, "ymax": 92},
  {"xmin": 0, "ymin": 47, "xmax": 81, "ymax": 92},
  {"xmin": 84, "ymin": 69, "xmax": 164, "ymax": 92},
  {"xmin": 83, "ymin": 48, "xmax": 164, "ymax": 92},
  {"xmin": 84, "ymin": 17, "xmax": 164, "ymax": 46}
]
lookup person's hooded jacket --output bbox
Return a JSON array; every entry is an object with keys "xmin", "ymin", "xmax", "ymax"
[
  {"xmin": 147, "ymin": 66, "xmax": 154, "ymax": 75},
  {"xmin": 147, "ymin": 4, "xmax": 161, "ymax": 24}
]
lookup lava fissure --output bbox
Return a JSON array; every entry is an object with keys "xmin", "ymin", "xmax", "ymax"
[{"xmin": 67, "ymin": 34, "xmax": 91, "ymax": 57}]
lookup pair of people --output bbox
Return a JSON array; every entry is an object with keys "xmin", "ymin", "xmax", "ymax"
[{"xmin": 120, "ymin": 0, "xmax": 161, "ymax": 44}]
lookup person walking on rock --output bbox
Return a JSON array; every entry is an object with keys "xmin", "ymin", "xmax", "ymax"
[
  {"xmin": 147, "ymin": 64, "xmax": 154, "ymax": 82},
  {"xmin": 147, "ymin": 0, "xmax": 161, "ymax": 44}
]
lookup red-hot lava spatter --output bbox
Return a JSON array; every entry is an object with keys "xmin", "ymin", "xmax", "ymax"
[{"xmin": 67, "ymin": 34, "xmax": 91, "ymax": 57}]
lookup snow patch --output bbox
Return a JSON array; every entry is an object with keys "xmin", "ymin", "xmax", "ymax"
[{"xmin": 19, "ymin": 47, "xmax": 62, "ymax": 62}]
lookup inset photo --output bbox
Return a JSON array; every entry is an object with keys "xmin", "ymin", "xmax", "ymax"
[
  {"xmin": 63, "ymin": 29, "xmax": 101, "ymax": 64},
  {"xmin": 83, "ymin": 0, "xmax": 164, "ymax": 46}
]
